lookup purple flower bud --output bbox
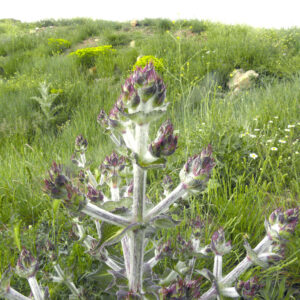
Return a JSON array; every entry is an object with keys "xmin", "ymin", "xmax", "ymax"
[
  {"xmin": 75, "ymin": 134, "xmax": 88, "ymax": 153},
  {"xmin": 236, "ymin": 277, "xmax": 262, "ymax": 299},
  {"xmin": 190, "ymin": 216, "xmax": 204, "ymax": 238},
  {"xmin": 126, "ymin": 180, "xmax": 134, "ymax": 196},
  {"xmin": 131, "ymin": 63, "xmax": 166, "ymax": 106},
  {"xmin": 161, "ymin": 277, "xmax": 202, "ymax": 299},
  {"xmin": 211, "ymin": 227, "xmax": 232, "ymax": 256},
  {"xmin": 266, "ymin": 207, "xmax": 299, "ymax": 242},
  {"xmin": 120, "ymin": 78, "xmax": 140, "ymax": 108},
  {"xmin": 97, "ymin": 109, "xmax": 109, "ymax": 128},
  {"xmin": 44, "ymin": 162, "xmax": 69, "ymax": 199},
  {"xmin": 100, "ymin": 152, "xmax": 126, "ymax": 174},
  {"xmin": 149, "ymin": 120, "xmax": 178, "ymax": 157},
  {"xmin": 180, "ymin": 145, "xmax": 215, "ymax": 189},
  {"xmin": 15, "ymin": 248, "xmax": 38, "ymax": 278},
  {"xmin": 87, "ymin": 185, "xmax": 104, "ymax": 203},
  {"xmin": 155, "ymin": 240, "xmax": 173, "ymax": 260},
  {"xmin": 174, "ymin": 234, "xmax": 195, "ymax": 260}
]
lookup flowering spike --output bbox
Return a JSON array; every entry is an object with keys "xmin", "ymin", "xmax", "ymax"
[
  {"xmin": 15, "ymin": 248, "xmax": 39, "ymax": 279},
  {"xmin": 100, "ymin": 152, "xmax": 126, "ymax": 188},
  {"xmin": 75, "ymin": 134, "xmax": 88, "ymax": 153},
  {"xmin": 236, "ymin": 277, "xmax": 262, "ymax": 299},
  {"xmin": 266, "ymin": 207, "xmax": 299, "ymax": 242},
  {"xmin": 44, "ymin": 162, "xmax": 69, "ymax": 199},
  {"xmin": 180, "ymin": 145, "xmax": 215, "ymax": 189},
  {"xmin": 149, "ymin": 120, "xmax": 178, "ymax": 157},
  {"xmin": 87, "ymin": 185, "xmax": 104, "ymax": 203},
  {"xmin": 211, "ymin": 228, "xmax": 232, "ymax": 256}
]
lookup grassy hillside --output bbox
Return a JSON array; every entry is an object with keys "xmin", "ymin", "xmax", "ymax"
[{"xmin": 0, "ymin": 18, "xmax": 299, "ymax": 299}]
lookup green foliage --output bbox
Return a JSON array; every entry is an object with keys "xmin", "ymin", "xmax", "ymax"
[
  {"xmin": 157, "ymin": 19, "xmax": 172, "ymax": 32},
  {"xmin": 47, "ymin": 38, "xmax": 71, "ymax": 54},
  {"xmin": 31, "ymin": 81, "xmax": 64, "ymax": 127},
  {"xmin": 0, "ymin": 18, "xmax": 299, "ymax": 297},
  {"xmin": 70, "ymin": 45, "xmax": 116, "ymax": 67},
  {"xmin": 133, "ymin": 55, "xmax": 164, "ymax": 73},
  {"xmin": 103, "ymin": 31, "xmax": 131, "ymax": 47}
]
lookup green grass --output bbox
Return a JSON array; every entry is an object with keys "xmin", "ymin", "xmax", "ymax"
[{"xmin": 0, "ymin": 17, "xmax": 299, "ymax": 298}]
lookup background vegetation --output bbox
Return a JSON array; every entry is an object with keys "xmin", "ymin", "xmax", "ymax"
[{"xmin": 0, "ymin": 17, "xmax": 299, "ymax": 299}]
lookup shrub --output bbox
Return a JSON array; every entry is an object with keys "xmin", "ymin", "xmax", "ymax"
[
  {"xmin": 69, "ymin": 45, "xmax": 116, "ymax": 67},
  {"xmin": 133, "ymin": 55, "xmax": 164, "ymax": 73},
  {"xmin": 47, "ymin": 38, "xmax": 71, "ymax": 54}
]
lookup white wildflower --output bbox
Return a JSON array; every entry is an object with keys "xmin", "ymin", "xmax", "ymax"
[
  {"xmin": 249, "ymin": 153, "xmax": 258, "ymax": 159},
  {"xmin": 270, "ymin": 147, "xmax": 278, "ymax": 151},
  {"xmin": 278, "ymin": 140, "xmax": 286, "ymax": 144}
]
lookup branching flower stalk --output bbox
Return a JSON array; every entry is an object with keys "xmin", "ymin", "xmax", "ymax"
[{"xmin": 2, "ymin": 63, "xmax": 299, "ymax": 299}]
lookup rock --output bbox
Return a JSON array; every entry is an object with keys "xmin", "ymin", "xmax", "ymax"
[
  {"xmin": 228, "ymin": 69, "xmax": 259, "ymax": 93},
  {"xmin": 131, "ymin": 20, "xmax": 138, "ymax": 27}
]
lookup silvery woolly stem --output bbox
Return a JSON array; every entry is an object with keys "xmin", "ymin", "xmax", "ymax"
[
  {"xmin": 1, "ymin": 288, "xmax": 31, "ymax": 300},
  {"xmin": 109, "ymin": 178, "xmax": 131, "ymax": 277},
  {"xmin": 145, "ymin": 183, "xmax": 187, "ymax": 221},
  {"xmin": 128, "ymin": 125, "xmax": 148, "ymax": 293},
  {"xmin": 27, "ymin": 277, "xmax": 43, "ymax": 300},
  {"xmin": 82, "ymin": 202, "xmax": 130, "ymax": 226},
  {"xmin": 199, "ymin": 235, "xmax": 273, "ymax": 300},
  {"xmin": 213, "ymin": 255, "xmax": 222, "ymax": 281}
]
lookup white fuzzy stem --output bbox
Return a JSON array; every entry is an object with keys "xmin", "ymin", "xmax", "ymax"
[
  {"xmin": 2, "ymin": 288, "xmax": 31, "ymax": 300},
  {"xmin": 199, "ymin": 235, "xmax": 273, "ymax": 300},
  {"xmin": 86, "ymin": 170, "xmax": 98, "ymax": 188},
  {"xmin": 145, "ymin": 183, "xmax": 187, "ymax": 221},
  {"xmin": 110, "ymin": 185, "xmax": 120, "ymax": 202},
  {"xmin": 82, "ymin": 202, "xmax": 130, "ymax": 226},
  {"xmin": 127, "ymin": 124, "xmax": 149, "ymax": 293},
  {"xmin": 27, "ymin": 277, "xmax": 43, "ymax": 300},
  {"xmin": 213, "ymin": 255, "xmax": 222, "ymax": 281},
  {"xmin": 122, "ymin": 235, "xmax": 131, "ymax": 278}
]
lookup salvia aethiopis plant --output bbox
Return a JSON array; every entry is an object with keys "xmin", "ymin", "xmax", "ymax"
[{"xmin": 2, "ymin": 63, "xmax": 299, "ymax": 300}]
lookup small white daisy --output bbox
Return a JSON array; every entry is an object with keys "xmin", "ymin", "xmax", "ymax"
[
  {"xmin": 268, "ymin": 120, "xmax": 273, "ymax": 124},
  {"xmin": 249, "ymin": 134, "xmax": 256, "ymax": 138},
  {"xmin": 254, "ymin": 128, "xmax": 260, "ymax": 131},
  {"xmin": 266, "ymin": 139, "xmax": 273, "ymax": 143},
  {"xmin": 278, "ymin": 140, "xmax": 286, "ymax": 144},
  {"xmin": 284, "ymin": 129, "xmax": 290, "ymax": 132},
  {"xmin": 270, "ymin": 147, "xmax": 278, "ymax": 151},
  {"xmin": 295, "ymin": 151, "xmax": 299, "ymax": 155},
  {"xmin": 253, "ymin": 118, "xmax": 258, "ymax": 121},
  {"xmin": 287, "ymin": 124, "xmax": 295, "ymax": 128},
  {"xmin": 249, "ymin": 153, "xmax": 258, "ymax": 159},
  {"xmin": 274, "ymin": 116, "xmax": 279, "ymax": 119},
  {"xmin": 240, "ymin": 133, "xmax": 246, "ymax": 137}
]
